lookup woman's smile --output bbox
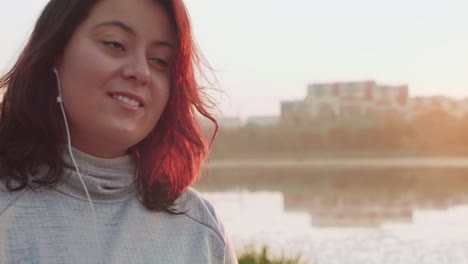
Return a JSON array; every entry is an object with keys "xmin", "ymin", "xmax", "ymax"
[{"xmin": 108, "ymin": 91, "xmax": 145, "ymax": 111}]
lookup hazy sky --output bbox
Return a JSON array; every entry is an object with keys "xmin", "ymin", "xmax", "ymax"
[{"xmin": 1, "ymin": 0, "xmax": 467, "ymax": 118}]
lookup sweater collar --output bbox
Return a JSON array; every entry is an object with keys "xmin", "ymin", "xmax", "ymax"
[{"xmin": 55, "ymin": 147, "xmax": 137, "ymax": 203}]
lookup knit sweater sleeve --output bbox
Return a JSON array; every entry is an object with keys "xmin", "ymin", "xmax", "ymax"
[
  {"xmin": 200, "ymin": 197, "xmax": 238, "ymax": 264},
  {"xmin": 178, "ymin": 187, "xmax": 238, "ymax": 263}
]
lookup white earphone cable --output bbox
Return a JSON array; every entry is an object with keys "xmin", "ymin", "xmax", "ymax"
[{"xmin": 53, "ymin": 68, "xmax": 101, "ymax": 261}]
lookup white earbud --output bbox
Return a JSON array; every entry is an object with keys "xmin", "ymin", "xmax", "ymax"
[{"xmin": 53, "ymin": 67, "xmax": 63, "ymax": 103}]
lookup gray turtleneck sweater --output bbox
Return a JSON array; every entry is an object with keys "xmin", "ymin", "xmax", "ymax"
[{"xmin": 0, "ymin": 149, "xmax": 237, "ymax": 264}]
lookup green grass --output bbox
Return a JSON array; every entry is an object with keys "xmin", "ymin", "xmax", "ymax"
[{"xmin": 238, "ymin": 247, "xmax": 309, "ymax": 264}]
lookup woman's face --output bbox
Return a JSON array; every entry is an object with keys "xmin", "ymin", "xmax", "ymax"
[{"xmin": 56, "ymin": 0, "xmax": 175, "ymax": 158}]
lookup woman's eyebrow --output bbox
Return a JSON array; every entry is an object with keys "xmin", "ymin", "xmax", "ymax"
[
  {"xmin": 93, "ymin": 20, "xmax": 134, "ymax": 34},
  {"xmin": 92, "ymin": 20, "xmax": 175, "ymax": 49}
]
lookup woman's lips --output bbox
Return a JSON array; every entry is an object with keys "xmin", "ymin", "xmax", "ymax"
[{"xmin": 108, "ymin": 92, "xmax": 145, "ymax": 111}]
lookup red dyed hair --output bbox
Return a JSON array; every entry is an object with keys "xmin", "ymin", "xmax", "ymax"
[{"xmin": 135, "ymin": 0, "xmax": 218, "ymax": 209}]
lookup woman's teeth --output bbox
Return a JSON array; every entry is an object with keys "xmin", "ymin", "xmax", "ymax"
[{"xmin": 113, "ymin": 95, "xmax": 140, "ymax": 107}]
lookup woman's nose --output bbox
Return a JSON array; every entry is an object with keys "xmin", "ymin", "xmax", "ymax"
[{"xmin": 121, "ymin": 54, "xmax": 151, "ymax": 86}]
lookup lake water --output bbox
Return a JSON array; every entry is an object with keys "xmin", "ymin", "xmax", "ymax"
[{"xmin": 196, "ymin": 159, "xmax": 468, "ymax": 264}]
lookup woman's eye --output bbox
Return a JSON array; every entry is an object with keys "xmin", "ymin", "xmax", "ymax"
[
  {"xmin": 102, "ymin": 41, "xmax": 125, "ymax": 51},
  {"xmin": 150, "ymin": 58, "xmax": 169, "ymax": 70}
]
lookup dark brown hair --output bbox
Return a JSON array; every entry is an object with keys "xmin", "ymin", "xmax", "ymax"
[{"xmin": 0, "ymin": 0, "xmax": 217, "ymax": 211}]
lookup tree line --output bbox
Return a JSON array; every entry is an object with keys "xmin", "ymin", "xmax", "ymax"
[{"xmin": 208, "ymin": 108, "xmax": 468, "ymax": 159}]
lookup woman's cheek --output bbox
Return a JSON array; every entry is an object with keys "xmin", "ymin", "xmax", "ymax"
[{"xmin": 76, "ymin": 48, "xmax": 118, "ymax": 82}]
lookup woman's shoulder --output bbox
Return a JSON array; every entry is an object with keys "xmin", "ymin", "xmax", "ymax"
[
  {"xmin": 0, "ymin": 179, "xmax": 12, "ymax": 201},
  {"xmin": 0, "ymin": 180, "xmax": 24, "ymax": 216},
  {"xmin": 175, "ymin": 187, "xmax": 229, "ymax": 242}
]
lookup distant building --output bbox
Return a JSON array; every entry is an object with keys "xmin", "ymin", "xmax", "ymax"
[
  {"xmin": 408, "ymin": 96, "xmax": 464, "ymax": 119},
  {"xmin": 217, "ymin": 116, "xmax": 243, "ymax": 129},
  {"xmin": 281, "ymin": 80, "xmax": 468, "ymax": 125},
  {"xmin": 280, "ymin": 80, "xmax": 411, "ymax": 124},
  {"xmin": 280, "ymin": 100, "xmax": 307, "ymax": 124},
  {"xmin": 246, "ymin": 115, "xmax": 279, "ymax": 127},
  {"xmin": 304, "ymin": 80, "xmax": 409, "ymax": 119}
]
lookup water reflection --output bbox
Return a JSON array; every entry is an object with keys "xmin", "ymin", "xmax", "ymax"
[
  {"xmin": 383, "ymin": 205, "xmax": 468, "ymax": 241},
  {"xmin": 197, "ymin": 167, "xmax": 468, "ymax": 263},
  {"xmin": 202, "ymin": 190, "xmax": 468, "ymax": 264},
  {"xmin": 201, "ymin": 191, "xmax": 313, "ymax": 260},
  {"xmin": 199, "ymin": 167, "xmax": 468, "ymax": 226}
]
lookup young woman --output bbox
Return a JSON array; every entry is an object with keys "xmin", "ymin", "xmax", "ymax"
[{"xmin": 0, "ymin": 0, "xmax": 237, "ymax": 263}]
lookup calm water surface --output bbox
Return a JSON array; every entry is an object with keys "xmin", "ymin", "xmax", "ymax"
[{"xmin": 197, "ymin": 160, "xmax": 468, "ymax": 264}]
